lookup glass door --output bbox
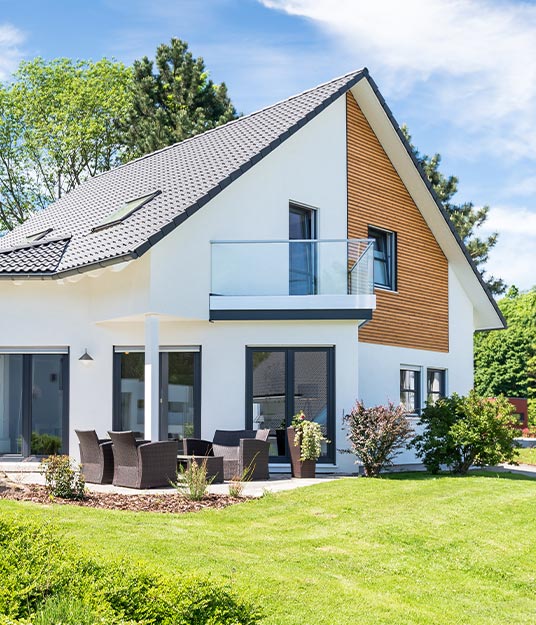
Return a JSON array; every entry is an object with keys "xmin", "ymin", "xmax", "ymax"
[
  {"xmin": 30, "ymin": 355, "xmax": 67, "ymax": 455},
  {"xmin": 246, "ymin": 347, "xmax": 334, "ymax": 463},
  {"xmin": 0, "ymin": 355, "xmax": 23, "ymax": 455},
  {"xmin": 289, "ymin": 205, "xmax": 317, "ymax": 295}
]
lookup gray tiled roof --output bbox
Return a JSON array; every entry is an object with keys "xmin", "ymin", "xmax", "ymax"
[
  {"xmin": 0, "ymin": 238, "xmax": 70, "ymax": 273},
  {"xmin": 0, "ymin": 69, "xmax": 367, "ymax": 276}
]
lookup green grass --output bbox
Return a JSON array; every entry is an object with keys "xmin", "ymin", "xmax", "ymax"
[
  {"xmin": 516, "ymin": 446, "xmax": 536, "ymax": 465},
  {"xmin": 2, "ymin": 472, "xmax": 536, "ymax": 625}
]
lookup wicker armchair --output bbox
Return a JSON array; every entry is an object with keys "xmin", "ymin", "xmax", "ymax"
[
  {"xmin": 108, "ymin": 431, "xmax": 178, "ymax": 489},
  {"xmin": 75, "ymin": 429, "xmax": 114, "ymax": 484},
  {"xmin": 183, "ymin": 429, "xmax": 270, "ymax": 481}
]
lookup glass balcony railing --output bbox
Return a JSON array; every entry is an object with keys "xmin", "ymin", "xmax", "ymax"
[{"xmin": 210, "ymin": 239, "xmax": 374, "ymax": 298}]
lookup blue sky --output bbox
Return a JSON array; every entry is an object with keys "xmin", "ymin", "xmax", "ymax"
[{"xmin": 0, "ymin": 0, "xmax": 534, "ymax": 290}]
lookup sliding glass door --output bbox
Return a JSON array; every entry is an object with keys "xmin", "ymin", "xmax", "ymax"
[
  {"xmin": 0, "ymin": 352, "xmax": 68, "ymax": 457},
  {"xmin": 246, "ymin": 347, "xmax": 335, "ymax": 463},
  {"xmin": 113, "ymin": 348, "xmax": 201, "ymax": 441}
]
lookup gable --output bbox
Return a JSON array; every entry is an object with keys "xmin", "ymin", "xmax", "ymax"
[{"xmin": 346, "ymin": 92, "xmax": 449, "ymax": 352}]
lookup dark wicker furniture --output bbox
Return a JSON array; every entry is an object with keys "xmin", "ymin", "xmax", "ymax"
[
  {"xmin": 177, "ymin": 454, "xmax": 224, "ymax": 483},
  {"xmin": 183, "ymin": 429, "xmax": 270, "ymax": 481},
  {"xmin": 75, "ymin": 429, "xmax": 114, "ymax": 484},
  {"xmin": 108, "ymin": 431, "xmax": 178, "ymax": 489}
]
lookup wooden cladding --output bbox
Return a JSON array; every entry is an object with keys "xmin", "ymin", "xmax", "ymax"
[{"xmin": 346, "ymin": 92, "xmax": 449, "ymax": 352}]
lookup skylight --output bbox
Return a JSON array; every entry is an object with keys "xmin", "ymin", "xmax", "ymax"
[
  {"xmin": 26, "ymin": 228, "xmax": 53, "ymax": 242},
  {"xmin": 92, "ymin": 191, "xmax": 161, "ymax": 233}
]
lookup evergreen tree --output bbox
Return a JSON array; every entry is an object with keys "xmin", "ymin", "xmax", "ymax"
[
  {"xmin": 119, "ymin": 38, "xmax": 237, "ymax": 161},
  {"xmin": 402, "ymin": 126, "xmax": 505, "ymax": 294}
]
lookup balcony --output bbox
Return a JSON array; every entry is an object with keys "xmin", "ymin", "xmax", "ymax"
[{"xmin": 210, "ymin": 239, "xmax": 376, "ymax": 321}]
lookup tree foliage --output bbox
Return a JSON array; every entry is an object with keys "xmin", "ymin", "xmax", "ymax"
[
  {"xmin": 413, "ymin": 391, "xmax": 518, "ymax": 474},
  {"xmin": 119, "ymin": 38, "xmax": 237, "ymax": 161},
  {"xmin": 0, "ymin": 58, "xmax": 132, "ymax": 231},
  {"xmin": 402, "ymin": 126, "xmax": 505, "ymax": 294},
  {"xmin": 341, "ymin": 401, "xmax": 413, "ymax": 476},
  {"xmin": 474, "ymin": 286, "xmax": 536, "ymax": 423}
]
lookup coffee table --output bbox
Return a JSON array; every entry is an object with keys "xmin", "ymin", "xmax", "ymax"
[{"xmin": 177, "ymin": 454, "xmax": 224, "ymax": 484}]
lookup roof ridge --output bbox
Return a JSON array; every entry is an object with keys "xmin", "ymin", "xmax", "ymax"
[{"xmin": 90, "ymin": 68, "xmax": 368, "ymax": 182}]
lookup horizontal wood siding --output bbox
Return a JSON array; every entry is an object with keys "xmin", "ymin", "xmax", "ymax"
[{"xmin": 347, "ymin": 92, "xmax": 449, "ymax": 352}]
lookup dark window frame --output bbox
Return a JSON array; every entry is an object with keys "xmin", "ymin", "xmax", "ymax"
[
  {"xmin": 289, "ymin": 203, "xmax": 318, "ymax": 295},
  {"xmin": 426, "ymin": 368, "xmax": 446, "ymax": 405},
  {"xmin": 368, "ymin": 226, "xmax": 397, "ymax": 291},
  {"xmin": 245, "ymin": 346, "xmax": 336, "ymax": 464},
  {"xmin": 400, "ymin": 367, "xmax": 421, "ymax": 415},
  {"xmin": 112, "ymin": 348, "xmax": 201, "ymax": 440}
]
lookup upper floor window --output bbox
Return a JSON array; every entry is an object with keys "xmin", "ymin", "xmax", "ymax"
[
  {"xmin": 427, "ymin": 369, "xmax": 446, "ymax": 405},
  {"xmin": 400, "ymin": 367, "xmax": 421, "ymax": 414},
  {"xmin": 368, "ymin": 226, "xmax": 396, "ymax": 290},
  {"xmin": 289, "ymin": 204, "xmax": 317, "ymax": 295}
]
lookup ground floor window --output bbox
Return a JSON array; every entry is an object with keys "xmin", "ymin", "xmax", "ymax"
[
  {"xmin": 113, "ymin": 348, "xmax": 201, "ymax": 441},
  {"xmin": 246, "ymin": 347, "xmax": 335, "ymax": 463},
  {"xmin": 400, "ymin": 367, "xmax": 421, "ymax": 414},
  {"xmin": 427, "ymin": 369, "xmax": 446, "ymax": 404},
  {"xmin": 0, "ymin": 351, "xmax": 68, "ymax": 457}
]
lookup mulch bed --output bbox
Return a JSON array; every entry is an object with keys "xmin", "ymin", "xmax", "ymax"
[{"xmin": 0, "ymin": 483, "xmax": 246, "ymax": 513}]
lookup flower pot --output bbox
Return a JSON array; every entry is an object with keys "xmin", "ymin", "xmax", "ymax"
[{"xmin": 287, "ymin": 427, "xmax": 316, "ymax": 478}]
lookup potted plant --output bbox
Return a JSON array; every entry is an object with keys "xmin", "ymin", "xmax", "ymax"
[{"xmin": 287, "ymin": 411, "xmax": 328, "ymax": 478}]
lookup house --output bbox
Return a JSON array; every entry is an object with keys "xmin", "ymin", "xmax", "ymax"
[{"xmin": 0, "ymin": 69, "xmax": 505, "ymax": 471}]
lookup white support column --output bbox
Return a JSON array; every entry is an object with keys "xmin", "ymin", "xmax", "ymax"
[{"xmin": 144, "ymin": 314, "xmax": 160, "ymax": 441}]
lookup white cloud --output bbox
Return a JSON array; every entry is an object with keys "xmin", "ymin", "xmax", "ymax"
[
  {"xmin": 260, "ymin": 0, "xmax": 536, "ymax": 160},
  {"xmin": 0, "ymin": 23, "xmax": 24, "ymax": 80},
  {"xmin": 480, "ymin": 205, "xmax": 536, "ymax": 290}
]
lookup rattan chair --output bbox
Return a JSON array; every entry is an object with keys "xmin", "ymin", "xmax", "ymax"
[
  {"xmin": 183, "ymin": 429, "xmax": 270, "ymax": 481},
  {"xmin": 75, "ymin": 429, "xmax": 114, "ymax": 484},
  {"xmin": 108, "ymin": 431, "xmax": 178, "ymax": 489}
]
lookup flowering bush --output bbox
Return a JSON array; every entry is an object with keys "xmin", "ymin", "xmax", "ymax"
[
  {"xmin": 291, "ymin": 411, "xmax": 328, "ymax": 461},
  {"xmin": 341, "ymin": 401, "xmax": 413, "ymax": 477},
  {"xmin": 521, "ymin": 426, "xmax": 536, "ymax": 438}
]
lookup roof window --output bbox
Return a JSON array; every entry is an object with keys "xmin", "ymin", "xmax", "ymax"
[
  {"xmin": 92, "ymin": 190, "xmax": 161, "ymax": 233},
  {"xmin": 26, "ymin": 228, "xmax": 53, "ymax": 242}
]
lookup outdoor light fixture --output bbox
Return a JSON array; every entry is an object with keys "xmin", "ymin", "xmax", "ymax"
[{"xmin": 79, "ymin": 348, "xmax": 94, "ymax": 365}]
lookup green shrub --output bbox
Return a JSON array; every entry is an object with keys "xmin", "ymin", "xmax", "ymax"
[
  {"xmin": 31, "ymin": 432, "xmax": 62, "ymax": 455},
  {"xmin": 0, "ymin": 519, "xmax": 260, "ymax": 625},
  {"xmin": 341, "ymin": 401, "xmax": 413, "ymax": 476},
  {"xmin": 40, "ymin": 455, "xmax": 86, "ymax": 499},
  {"xmin": 172, "ymin": 458, "xmax": 214, "ymax": 501},
  {"xmin": 412, "ymin": 390, "xmax": 519, "ymax": 474}
]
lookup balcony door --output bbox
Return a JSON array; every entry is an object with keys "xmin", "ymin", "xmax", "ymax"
[{"xmin": 289, "ymin": 204, "xmax": 317, "ymax": 295}]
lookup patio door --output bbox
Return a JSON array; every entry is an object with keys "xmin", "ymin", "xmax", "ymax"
[
  {"xmin": 246, "ymin": 347, "xmax": 335, "ymax": 463},
  {"xmin": 0, "ymin": 351, "xmax": 69, "ymax": 457},
  {"xmin": 113, "ymin": 347, "xmax": 201, "ymax": 440}
]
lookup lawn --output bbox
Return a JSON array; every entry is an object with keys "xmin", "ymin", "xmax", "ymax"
[
  {"xmin": 1, "ymin": 472, "xmax": 536, "ymax": 625},
  {"xmin": 516, "ymin": 446, "xmax": 536, "ymax": 465}
]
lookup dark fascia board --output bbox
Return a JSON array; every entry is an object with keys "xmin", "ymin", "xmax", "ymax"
[
  {"xmin": 362, "ymin": 74, "xmax": 506, "ymax": 330},
  {"xmin": 210, "ymin": 308, "xmax": 373, "ymax": 321}
]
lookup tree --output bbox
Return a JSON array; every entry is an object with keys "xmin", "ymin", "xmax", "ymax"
[
  {"xmin": 402, "ymin": 127, "xmax": 505, "ymax": 294},
  {"xmin": 0, "ymin": 58, "xmax": 132, "ymax": 231},
  {"xmin": 119, "ymin": 38, "xmax": 237, "ymax": 161},
  {"xmin": 412, "ymin": 391, "xmax": 518, "ymax": 474},
  {"xmin": 474, "ymin": 286, "xmax": 536, "ymax": 423}
]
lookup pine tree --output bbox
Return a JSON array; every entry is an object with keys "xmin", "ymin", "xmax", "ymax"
[{"xmin": 119, "ymin": 38, "xmax": 237, "ymax": 161}]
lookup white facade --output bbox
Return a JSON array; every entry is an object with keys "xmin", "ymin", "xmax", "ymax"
[{"xmin": 0, "ymin": 88, "xmax": 498, "ymax": 471}]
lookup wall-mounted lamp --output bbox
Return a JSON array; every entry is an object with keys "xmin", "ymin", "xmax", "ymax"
[{"xmin": 79, "ymin": 348, "xmax": 94, "ymax": 366}]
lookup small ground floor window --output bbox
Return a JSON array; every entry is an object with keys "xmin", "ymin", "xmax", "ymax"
[
  {"xmin": 113, "ymin": 347, "xmax": 201, "ymax": 441},
  {"xmin": 400, "ymin": 367, "xmax": 421, "ymax": 414},
  {"xmin": 246, "ymin": 347, "xmax": 335, "ymax": 463},
  {"xmin": 427, "ymin": 368, "xmax": 446, "ymax": 404},
  {"xmin": 0, "ymin": 351, "xmax": 69, "ymax": 457}
]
